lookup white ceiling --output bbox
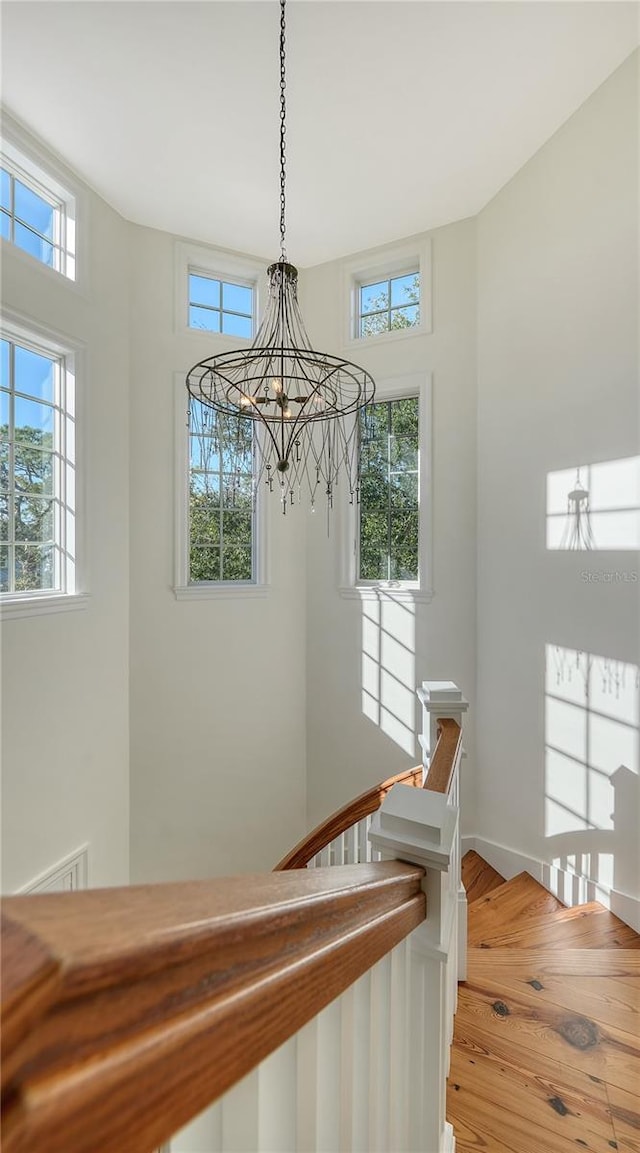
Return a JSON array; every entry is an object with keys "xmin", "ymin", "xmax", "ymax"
[{"xmin": 1, "ymin": 2, "xmax": 638, "ymax": 267}]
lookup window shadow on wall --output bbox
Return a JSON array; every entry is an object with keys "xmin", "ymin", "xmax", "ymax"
[
  {"xmin": 544, "ymin": 642, "xmax": 639, "ymax": 907},
  {"xmin": 546, "ymin": 455, "xmax": 640, "ymax": 550}
]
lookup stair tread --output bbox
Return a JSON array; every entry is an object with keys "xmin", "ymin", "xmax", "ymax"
[
  {"xmin": 469, "ymin": 900, "xmax": 640, "ymax": 949},
  {"xmin": 468, "ymin": 872, "xmax": 564, "ymax": 942},
  {"xmin": 461, "ymin": 850, "xmax": 506, "ymax": 904}
]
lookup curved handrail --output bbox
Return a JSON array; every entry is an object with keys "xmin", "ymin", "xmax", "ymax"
[
  {"xmin": 423, "ymin": 718, "xmax": 462, "ymax": 795},
  {"xmin": 1, "ymin": 862, "xmax": 425, "ymax": 1153},
  {"xmin": 274, "ymin": 765, "xmax": 423, "ymax": 870}
]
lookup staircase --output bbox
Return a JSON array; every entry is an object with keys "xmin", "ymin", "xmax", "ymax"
[{"xmin": 448, "ymin": 850, "xmax": 640, "ymax": 1153}]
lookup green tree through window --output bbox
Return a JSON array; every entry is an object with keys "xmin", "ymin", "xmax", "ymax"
[
  {"xmin": 359, "ymin": 272, "xmax": 420, "ymax": 338},
  {"xmin": 358, "ymin": 396, "xmax": 419, "ymax": 582},
  {"xmin": 189, "ymin": 400, "xmax": 255, "ymax": 582}
]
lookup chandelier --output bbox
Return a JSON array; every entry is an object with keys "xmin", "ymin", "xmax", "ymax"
[{"xmin": 186, "ymin": 0, "xmax": 375, "ymax": 513}]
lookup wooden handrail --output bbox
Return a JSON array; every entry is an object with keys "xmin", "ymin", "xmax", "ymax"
[
  {"xmin": 423, "ymin": 718, "xmax": 462, "ymax": 795},
  {"xmin": 2, "ymin": 862, "xmax": 425, "ymax": 1153},
  {"xmin": 274, "ymin": 765, "xmax": 423, "ymax": 870}
]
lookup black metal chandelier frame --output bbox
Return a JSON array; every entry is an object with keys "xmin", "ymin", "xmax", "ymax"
[{"xmin": 186, "ymin": 0, "xmax": 375, "ymax": 511}]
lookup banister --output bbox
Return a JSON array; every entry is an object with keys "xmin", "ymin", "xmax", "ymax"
[
  {"xmin": 1, "ymin": 862, "xmax": 425, "ymax": 1153},
  {"xmin": 423, "ymin": 717, "xmax": 462, "ymax": 795},
  {"xmin": 274, "ymin": 764, "xmax": 423, "ymax": 870}
]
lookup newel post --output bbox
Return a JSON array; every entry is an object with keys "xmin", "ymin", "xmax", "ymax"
[
  {"xmin": 418, "ymin": 680, "xmax": 469, "ymax": 983},
  {"xmin": 368, "ymin": 680, "xmax": 467, "ymax": 1153}
]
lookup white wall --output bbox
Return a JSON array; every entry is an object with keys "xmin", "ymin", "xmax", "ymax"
[
  {"xmin": 128, "ymin": 226, "xmax": 308, "ymax": 882},
  {"xmin": 302, "ymin": 221, "xmax": 477, "ymax": 831},
  {"xmin": 1, "ymin": 150, "xmax": 131, "ymax": 891},
  {"xmin": 476, "ymin": 52, "xmax": 639, "ymax": 906}
]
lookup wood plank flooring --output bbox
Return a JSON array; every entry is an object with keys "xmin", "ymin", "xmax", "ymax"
[{"xmin": 447, "ymin": 853, "xmax": 640, "ymax": 1153}]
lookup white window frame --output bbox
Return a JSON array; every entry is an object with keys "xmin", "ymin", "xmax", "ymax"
[
  {"xmin": 174, "ymin": 242, "xmax": 264, "ymax": 342},
  {"xmin": 1, "ymin": 117, "xmax": 78, "ymax": 284},
  {"xmin": 338, "ymin": 372, "xmax": 433, "ymax": 603},
  {"xmin": 173, "ymin": 374, "xmax": 268, "ymax": 600},
  {"xmin": 0, "ymin": 312, "xmax": 87, "ymax": 619},
  {"xmin": 341, "ymin": 238, "xmax": 432, "ymax": 349}
]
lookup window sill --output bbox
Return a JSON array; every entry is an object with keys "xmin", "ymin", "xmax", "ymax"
[
  {"xmin": 338, "ymin": 584, "xmax": 434, "ymax": 604},
  {"xmin": 174, "ymin": 583, "xmax": 269, "ymax": 601},
  {"xmin": 0, "ymin": 593, "xmax": 90, "ymax": 620}
]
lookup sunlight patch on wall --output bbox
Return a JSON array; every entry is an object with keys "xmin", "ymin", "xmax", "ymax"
[
  {"xmin": 545, "ymin": 644, "xmax": 639, "ymax": 837},
  {"xmin": 546, "ymin": 455, "xmax": 640, "ymax": 549},
  {"xmin": 362, "ymin": 595, "xmax": 416, "ymax": 755}
]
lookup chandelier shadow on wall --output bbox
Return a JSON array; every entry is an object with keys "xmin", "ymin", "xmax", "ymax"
[{"xmin": 186, "ymin": 0, "xmax": 375, "ymax": 514}]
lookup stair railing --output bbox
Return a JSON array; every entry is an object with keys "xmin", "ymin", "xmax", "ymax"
[{"xmin": 2, "ymin": 679, "xmax": 468, "ymax": 1153}]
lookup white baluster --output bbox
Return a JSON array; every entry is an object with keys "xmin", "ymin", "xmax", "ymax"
[
  {"xmin": 221, "ymin": 1069, "xmax": 259, "ymax": 1151},
  {"xmin": 297, "ymin": 998, "xmax": 342, "ymax": 1152},
  {"xmin": 388, "ymin": 938, "xmax": 409, "ymax": 1153},
  {"xmin": 341, "ymin": 970, "xmax": 371, "ymax": 1152},
  {"xmin": 346, "ymin": 824, "xmax": 357, "ymax": 865},
  {"xmin": 368, "ymin": 953, "xmax": 391, "ymax": 1152}
]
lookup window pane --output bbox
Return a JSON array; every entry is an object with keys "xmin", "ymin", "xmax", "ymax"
[
  {"xmin": 222, "ymin": 282, "xmax": 253, "ymax": 315},
  {"xmin": 222, "ymin": 545, "xmax": 252, "ymax": 581},
  {"xmin": 360, "ymin": 281, "xmax": 389, "ymax": 315},
  {"xmin": 14, "ymin": 543, "xmax": 55, "ymax": 590},
  {"xmin": 14, "ymin": 345, "xmax": 56, "ymax": 402},
  {"xmin": 1, "ymin": 389, "xmax": 8, "ymax": 427},
  {"xmin": 390, "ymin": 305, "xmax": 420, "ymax": 330},
  {"xmin": 222, "ymin": 474, "xmax": 253, "ymax": 509},
  {"xmin": 15, "ymin": 180, "xmax": 55, "ymax": 238},
  {"xmin": 0, "ymin": 443, "xmax": 8, "ymax": 491},
  {"xmin": 223, "ymin": 511, "xmax": 252, "ymax": 549},
  {"xmin": 360, "ymin": 510, "xmax": 388, "ymax": 581},
  {"xmin": 0, "ymin": 210, "xmax": 10, "ymax": 241},
  {"xmin": 189, "ymin": 546, "xmax": 220, "ymax": 582},
  {"xmin": 390, "ymin": 511, "xmax": 419, "ymax": 580},
  {"xmin": 14, "ymin": 221, "xmax": 55, "ymax": 267},
  {"xmin": 0, "ymin": 494, "xmax": 7, "ymax": 540},
  {"xmin": 14, "ymin": 396, "xmax": 54, "ymax": 448},
  {"xmin": 14, "ymin": 447, "xmax": 54, "ymax": 495},
  {"xmin": 391, "ymin": 396, "xmax": 419, "ymax": 438},
  {"xmin": 390, "ymin": 437, "xmax": 418, "ymax": 472},
  {"xmin": 360, "ymin": 312, "xmax": 389, "ymax": 338},
  {"xmin": 390, "ymin": 273, "xmax": 420, "ymax": 307},
  {"xmin": 14, "ymin": 495, "xmax": 54, "ymax": 542},
  {"xmin": 222, "ymin": 312, "xmax": 252, "ymax": 339},
  {"xmin": 189, "ymin": 274, "xmax": 220, "ymax": 308},
  {"xmin": 190, "ymin": 435, "xmax": 219, "ymax": 472},
  {"xmin": 390, "ymin": 471, "xmax": 418, "ymax": 508},
  {"xmin": 0, "ymin": 545, "xmax": 8, "ymax": 591},
  {"xmin": 190, "ymin": 470, "xmax": 219, "ymax": 498},
  {"xmin": 0, "ymin": 168, "xmax": 10, "ymax": 211},
  {"xmin": 190, "ymin": 492, "xmax": 220, "ymax": 545},
  {"xmin": 189, "ymin": 305, "xmax": 220, "ymax": 333}
]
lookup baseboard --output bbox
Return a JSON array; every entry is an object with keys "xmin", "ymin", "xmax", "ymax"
[
  {"xmin": 442, "ymin": 1120, "xmax": 456, "ymax": 1152},
  {"xmin": 17, "ymin": 844, "xmax": 89, "ymax": 895},
  {"xmin": 462, "ymin": 835, "xmax": 640, "ymax": 933}
]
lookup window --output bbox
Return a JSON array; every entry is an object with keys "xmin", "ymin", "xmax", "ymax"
[
  {"xmin": 188, "ymin": 398, "xmax": 255, "ymax": 584},
  {"xmin": 338, "ymin": 373, "xmax": 432, "ymax": 601},
  {"xmin": 342, "ymin": 238, "xmax": 431, "ymax": 346},
  {"xmin": 358, "ymin": 396, "xmax": 420, "ymax": 582},
  {"xmin": 358, "ymin": 272, "xmax": 420, "ymax": 338},
  {"xmin": 188, "ymin": 272, "xmax": 254, "ymax": 338},
  {"xmin": 0, "ymin": 156, "xmax": 76, "ymax": 279},
  {"xmin": 1, "ymin": 331, "xmax": 77, "ymax": 599}
]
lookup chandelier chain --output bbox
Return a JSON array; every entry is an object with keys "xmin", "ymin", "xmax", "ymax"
[{"xmin": 279, "ymin": 0, "xmax": 287, "ymax": 261}]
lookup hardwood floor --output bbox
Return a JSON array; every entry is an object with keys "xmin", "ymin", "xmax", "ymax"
[{"xmin": 447, "ymin": 854, "xmax": 640, "ymax": 1153}]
